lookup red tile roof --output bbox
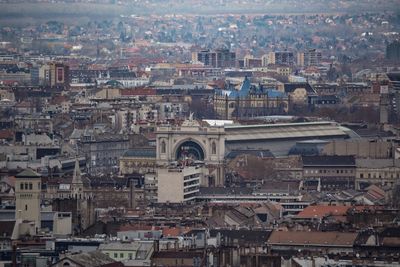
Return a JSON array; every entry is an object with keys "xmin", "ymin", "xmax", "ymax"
[
  {"xmin": 296, "ymin": 205, "xmax": 350, "ymax": 219},
  {"xmin": 162, "ymin": 227, "xmax": 192, "ymax": 237},
  {"xmin": 0, "ymin": 129, "xmax": 13, "ymax": 140}
]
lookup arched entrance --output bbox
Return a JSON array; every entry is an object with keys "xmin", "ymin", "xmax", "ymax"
[{"xmin": 175, "ymin": 140, "xmax": 205, "ymax": 161}]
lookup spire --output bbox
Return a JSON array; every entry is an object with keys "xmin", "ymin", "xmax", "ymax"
[{"xmin": 72, "ymin": 158, "xmax": 83, "ymax": 185}]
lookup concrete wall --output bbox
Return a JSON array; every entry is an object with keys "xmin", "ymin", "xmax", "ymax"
[{"xmin": 323, "ymin": 140, "xmax": 393, "ymax": 158}]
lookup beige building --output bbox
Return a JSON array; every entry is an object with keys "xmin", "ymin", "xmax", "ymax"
[
  {"xmin": 264, "ymin": 51, "xmax": 295, "ymax": 66},
  {"xmin": 119, "ymin": 148, "xmax": 156, "ymax": 175},
  {"xmin": 15, "ymin": 169, "xmax": 42, "ymax": 231},
  {"xmin": 53, "ymin": 212, "xmax": 72, "ymax": 236},
  {"xmin": 297, "ymin": 49, "xmax": 322, "ymax": 67},
  {"xmin": 156, "ymin": 118, "xmax": 225, "ymax": 186},
  {"xmin": 157, "ymin": 165, "xmax": 205, "ymax": 203},
  {"xmin": 356, "ymin": 159, "xmax": 400, "ymax": 189},
  {"xmin": 99, "ymin": 241, "xmax": 153, "ymax": 265},
  {"xmin": 323, "ymin": 140, "xmax": 395, "ymax": 159}
]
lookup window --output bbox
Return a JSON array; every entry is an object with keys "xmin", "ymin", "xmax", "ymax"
[
  {"xmin": 20, "ymin": 183, "xmax": 23, "ymax": 190},
  {"xmin": 120, "ymin": 253, "xmax": 124, "ymax": 258},
  {"xmin": 114, "ymin": 253, "xmax": 118, "ymax": 258},
  {"xmin": 161, "ymin": 140, "xmax": 166, "ymax": 154},
  {"xmin": 24, "ymin": 183, "xmax": 28, "ymax": 190},
  {"xmin": 211, "ymin": 142, "xmax": 216, "ymax": 155},
  {"xmin": 25, "ymin": 204, "xmax": 28, "ymax": 211},
  {"xmin": 29, "ymin": 183, "xmax": 32, "ymax": 190},
  {"xmin": 128, "ymin": 253, "xmax": 133, "ymax": 260}
]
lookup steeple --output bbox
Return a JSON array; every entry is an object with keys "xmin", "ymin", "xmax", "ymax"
[
  {"xmin": 71, "ymin": 158, "xmax": 84, "ymax": 199},
  {"xmin": 72, "ymin": 158, "xmax": 82, "ymax": 185}
]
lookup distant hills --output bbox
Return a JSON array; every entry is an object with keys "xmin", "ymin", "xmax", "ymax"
[{"xmin": 0, "ymin": 0, "xmax": 399, "ymax": 24}]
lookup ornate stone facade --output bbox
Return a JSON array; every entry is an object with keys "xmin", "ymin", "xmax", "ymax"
[{"xmin": 156, "ymin": 118, "xmax": 225, "ymax": 186}]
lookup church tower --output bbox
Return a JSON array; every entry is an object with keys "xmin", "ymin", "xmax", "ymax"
[
  {"xmin": 15, "ymin": 169, "xmax": 42, "ymax": 231},
  {"xmin": 71, "ymin": 158, "xmax": 84, "ymax": 199}
]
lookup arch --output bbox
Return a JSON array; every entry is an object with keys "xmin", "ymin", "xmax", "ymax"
[{"xmin": 175, "ymin": 139, "xmax": 205, "ymax": 161}]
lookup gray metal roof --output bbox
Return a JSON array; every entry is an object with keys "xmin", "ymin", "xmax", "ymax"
[{"xmin": 225, "ymin": 121, "xmax": 355, "ymax": 142}]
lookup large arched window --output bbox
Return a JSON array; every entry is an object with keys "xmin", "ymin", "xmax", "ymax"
[
  {"xmin": 161, "ymin": 140, "xmax": 166, "ymax": 154},
  {"xmin": 211, "ymin": 141, "xmax": 217, "ymax": 155},
  {"xmin": 176, "ymin": 140, "xmax": 204, "ymax": 160}
]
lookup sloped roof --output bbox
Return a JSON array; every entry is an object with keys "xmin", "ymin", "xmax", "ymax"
[
  {"xmin": 215, "ymin": 76, "xmax": 286, "ymax": 99},
  {"xmin": 210, "ymin": 229, "xmax": 272, "ymax": 245},
  {"xmin": 61, "ymin": 251, "xmax": 117, "ymax": 267},
  {"xmin": 268, "ymin": 231, "xmax": 358, "ymax": 246},
  {"xmin": 226, "ymin": 149, "xmax": 274, "ymax": 159},
  {"xmin": 296, "ymin": 205, "xmax": 350, "ymax": 219},
  {"xmin": 284, "ymin": 82, "xmax": 316, "ymax": 94},
  {"xmin": 15, "ymin": 168, "xmax": 41, "ymax": 179}
]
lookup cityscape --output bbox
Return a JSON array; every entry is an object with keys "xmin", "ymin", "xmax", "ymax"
[{"xmin": 0, "ymin": 0, "xmax": 400, "ymax": 266}]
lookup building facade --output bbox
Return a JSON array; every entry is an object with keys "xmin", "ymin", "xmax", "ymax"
[
  {"xmin": 297, "ymin": 49, "xmax": 322, "ymax": 67},
  {"xmin": 192, "ymin": 49, "xmax": 236, "ymax": 68},
  {"xmin": 79, "ymin": 131, "xmax": 130, "ymax": 174},
  {"xmin": 265, "ymin": 51, "xmax": 294, "ymax": 66},
  {"xmin": 156, "ymin": 118, "xmax": 225, "ymax": 186},
  {"xmin": 119, "ymin": 148, "xmax": 156, "ymax": 175},
  {"xmin": 157, "ymin": 165, "xmax": 204, "ymax": 203},
  {"xmin": 302, "ymin": 155, "xmax": 356, "ymax": 191},
  {"xmin": 214, "ymin": 77, "xmax": 289, "ymax": 119},
  {"xmin": 15, "ymin": 169, "xmax": 42, "ymax": 231}
]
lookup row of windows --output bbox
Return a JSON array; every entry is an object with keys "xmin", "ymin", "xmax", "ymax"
[
  {"xmin": 321, "ymin": 184, "xmax": 355, "ymax": 189},
  {"xmin": 19, "ymin": 193, "xmax": 33, "ymax": 198},
  {"xmin": 184, "ymin": 180, "xmax": 200, "ymax": 187},
  {"xmin": 184, "ymin": 174, "xmax": 200, "ymax": 181},
  {"xmin": 305, "ymin": 169, "xmax": 354, "ymax": 174},
  {"xmin": 19, "ymin": 182, "xmax": 40, "ymax": 190},
  {"xmin": 184, "ymin": 186, "xmax": 199, "ymax": 193},
  {"xmin": 359, "ymin": 173, "xmax": 400, "ymax": 179},
  {"xmin": 105, "ymin": 252, "xmax": 134, "ymax": 260}
]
